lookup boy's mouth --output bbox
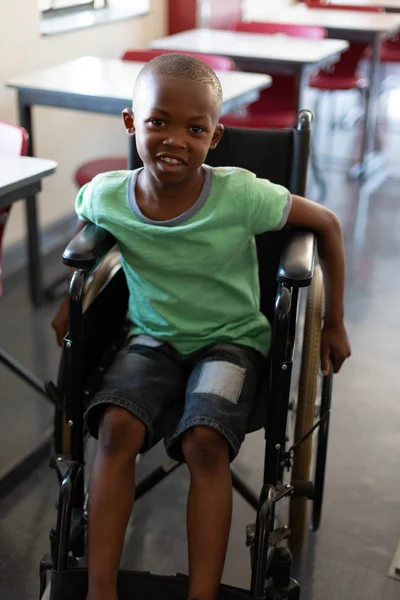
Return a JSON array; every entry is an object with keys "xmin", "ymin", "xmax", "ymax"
[{"xmin": 156, "ymin": 153, "xmax": 187, "ymax": 167}]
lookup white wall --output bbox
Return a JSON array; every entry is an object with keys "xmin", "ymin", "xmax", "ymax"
[{"xmin": 0, "ymin": 0, "xmax": 166, "ymax": 248}]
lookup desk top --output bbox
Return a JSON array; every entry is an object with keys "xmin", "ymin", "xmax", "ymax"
[
  {"xmin": 243, "ymin": 5, "xmax": 400, "ymax": 36},
  {"xmin": 327, "ymin": 0, "xmax": 400, "ymax": 11},
  {"xmin": 0, "ymin": 157, "xmax": 57, "ymax": 198},
  {"xmin": 7, "ymin": 56, "xmax": 271, "ymax": 108},
  {"xmin": 151, "ymin": 29, "xmax": 349, "ymax": 66}
]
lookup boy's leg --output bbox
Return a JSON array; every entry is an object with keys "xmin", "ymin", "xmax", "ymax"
[
  {"xmin": 87, "ymin": 408, "xmax": 145, "ymax": 600},
  {"xmin": 168, "ymin": 343, "xmax": 265, "ymax": 600},
  {"xmin": 84, "ymin": 339, "xmax": 186, "ymax": 600},
  {"xmin": 183, "ymin": 426, "xmax": 232, "ymax": 600}
]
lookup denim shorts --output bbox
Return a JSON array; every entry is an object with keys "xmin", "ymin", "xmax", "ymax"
[{"xmin": 85, "ymin": 335, "xmax": 266, "ymax": 461}]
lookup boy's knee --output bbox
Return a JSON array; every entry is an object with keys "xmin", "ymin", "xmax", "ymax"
[
  {"xmin": 182, "ymin": 426, "xmax": 230, "ymax": 471},
  {"xmin": 98, "ymin": 406, "xmax": 146, "ymax": 458}
]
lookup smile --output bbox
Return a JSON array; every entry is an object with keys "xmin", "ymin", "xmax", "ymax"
[{"xmin": 157, "ymin": 155, "xmax": 186, "ymax": 166}]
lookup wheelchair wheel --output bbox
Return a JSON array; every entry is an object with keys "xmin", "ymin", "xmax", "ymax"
[
  {"xmin": 53, "ymin": 250, "xmax": 122, "ymax": 456},
  {"xmin": 289, "ymin": 265, "xmax": 327, "ymax": 548},
  {"xmin": 312, "ymin": 367, "xmax": 332, "ymax": 531}
]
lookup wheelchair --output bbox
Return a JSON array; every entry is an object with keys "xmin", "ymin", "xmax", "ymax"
[{"xmin": 40, "ymin": 111, "xmax": 333, "ymax": 600}]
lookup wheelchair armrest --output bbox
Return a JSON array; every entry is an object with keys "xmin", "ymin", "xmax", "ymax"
[
  {"xmin": 62, "ymin": 223, "xmax": 116, "ymax": 269},
  {"xmin": 277, "ymin": 228, "xmax": 316, "ymax": 287}
]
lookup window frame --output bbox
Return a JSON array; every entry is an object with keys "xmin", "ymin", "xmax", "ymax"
[{"xmin": 40, "ymin": 0, "xmax": 107, "ymax": 18}]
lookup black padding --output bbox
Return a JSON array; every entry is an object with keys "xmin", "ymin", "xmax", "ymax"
[
  {"xmin": 278, "ymin": 229, "xmax": 316, "ymax": 287},
  {"xmin": 128, "ymin": 125, "xmax": 308, "ymax": 325},
  {"xmin": 50, "ymin": 569, "xmax": 257, "ymax": 600},
  {"xmin": 62, "ymin": 223, "xmax": 116, "ymax": 268}
]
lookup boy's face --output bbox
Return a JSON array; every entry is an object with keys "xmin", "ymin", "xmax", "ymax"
[{"xmin": 123, "ymin": 74, "xmax": 224, "ymax": 184}]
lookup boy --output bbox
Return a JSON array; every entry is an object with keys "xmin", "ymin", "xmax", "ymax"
[{"xmin": 52, "ymin": 54, "xmax": 350, "ymax": 600}]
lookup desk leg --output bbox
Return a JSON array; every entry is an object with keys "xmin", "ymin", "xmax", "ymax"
[
  {"xmin": 298, "ymin": 68, "xmax": 327, "ymax": 200},
  {"xmin": 18, "ymin": 99, "xmax": 44, "ymax": 306},
  {"xmin": 349, "ymin": 36, "xmax": 388, "ymax": 189}
]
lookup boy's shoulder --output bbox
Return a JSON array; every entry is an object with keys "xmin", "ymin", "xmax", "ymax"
[
  {"xmin": 211, "ymin": 165, "xmax": 255, "ymax": 182},
  {"xmin": 88, "ymin": 170, "xmax": 133, "ymax": 194},
  {"xmin": 209, "ymin": 166, "xmax": 257, "ymax": 200}
]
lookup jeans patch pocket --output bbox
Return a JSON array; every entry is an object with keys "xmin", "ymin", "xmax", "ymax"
[
  {"xmin": 129, "ymin": 335, "xmax": 164, "ymax": 348},
  {"xmin": 193, "ymin": 361, "xmax": 246, "ymax": 405}
]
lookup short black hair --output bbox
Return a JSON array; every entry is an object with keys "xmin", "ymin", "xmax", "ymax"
[{"xmin": 134, "ymin": 53, "xmax": 223, "ymax": 106}]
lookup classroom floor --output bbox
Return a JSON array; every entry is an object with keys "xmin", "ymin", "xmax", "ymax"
[{"xmin": 1, "ymin": 88, "xmax": 400, "ymax": 600}]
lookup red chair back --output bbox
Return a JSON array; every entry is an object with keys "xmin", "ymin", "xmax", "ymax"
[
  {"xmin": 307, "ymin": 3, "xmax": 383, "ymax": 80},
  {"xmin": 120, "ymin": 49, "xmax": 235, "ymax": 71},
  {"xmin": 227, "ymin": 21, "xmax": 326, "ymax": 122},
  {"xmin": 230, "ymin": 20, "xmax": 326, "ymax": 39},
  {"xmin": 0, "ymin": 122, "xmax": 29, "ymax": 295},
  {"xmin": 0, "ymin": 122, "xmax": 29, "ymax": 157}
]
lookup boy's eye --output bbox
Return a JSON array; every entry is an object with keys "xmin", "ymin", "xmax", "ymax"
[
  {"xmin": 149, "ymin": 118, "xmax": 166, "ymax": 127},
  {"xmin": 190, "ymin": 125, "xmax": 205, "ymax": 134}
]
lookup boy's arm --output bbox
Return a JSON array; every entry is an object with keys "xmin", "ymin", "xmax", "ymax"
[
  {"xmin": 51, "ymin": 218, "xmax": 88, "ymax": 347},
  {"xmin": 287, "ymin": 195, "xmax": 351, "ymax": 375}
]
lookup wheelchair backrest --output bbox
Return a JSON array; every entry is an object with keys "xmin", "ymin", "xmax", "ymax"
[
  {"xmin": 128, "ymin": 117, "xmax": 311, "ymax": 324},
  {"xmin": 65, "ymin": 118, "xmax": 311, "ymax": 403}
]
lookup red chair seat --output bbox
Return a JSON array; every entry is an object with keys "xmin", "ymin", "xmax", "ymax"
[
  {"xmin": 310, "ymin": 72, "xmax": 369, "ymax": 91},
  {"xmin": 380, "ymin": 40, "xmax": 400, "ymax": 63},
  {"xmin": 221, "ymin": 109, "xmax": 297, "ymax": 130},
  {"xmin": 120, "ymin": 49, "xmax": 235, "ymax": 71},
  {"xmin": 75, "ymin": 157, "xmax": 127, "ymax": 188}
]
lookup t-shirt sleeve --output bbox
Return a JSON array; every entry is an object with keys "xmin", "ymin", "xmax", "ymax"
[
  {"xmin": 75, "ymin": 182, "xmax": 96, "ymax": 224},
  {"xmin": 248, "ymin": 176, "xmax": 292, "ymax": 235}
]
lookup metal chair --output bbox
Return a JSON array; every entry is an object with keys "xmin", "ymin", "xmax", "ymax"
[{"xmin": 40, "ymin": 112, "xmax": 334, "ymax": 600}]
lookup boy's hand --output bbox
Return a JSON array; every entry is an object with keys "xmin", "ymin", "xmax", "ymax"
[
  {"xmin": 51, "ymin": 296, "xmax": 69, "ymax": 347},
  {"xmin": 320, "ymin": 322, "xmax": 351, "ymax": 376}
]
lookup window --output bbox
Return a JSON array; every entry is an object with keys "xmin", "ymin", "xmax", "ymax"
[
  {"xmin": 39, "ymin": 0, "xmax": 149, "ymax": 36},
  {"xmin": 39, "ymin": 0, "xmax": 107, "ymax": 16}
]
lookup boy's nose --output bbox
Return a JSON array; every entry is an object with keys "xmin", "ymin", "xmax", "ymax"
[{"xmin": 162, "ymin": 135, "xmax": 187, "ymax": 149}]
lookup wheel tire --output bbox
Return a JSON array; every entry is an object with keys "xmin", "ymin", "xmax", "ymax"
[
  {"xmin": 53, "ymin": 250, "xmax": 122, "ymax": 456},
  {"xmin": 289, "ymin": 265, "xmax": 324, "ymax": 550},
  {"xmin": 312, "ymin": 368, "xmax": 333, "ymax": 531},
  {"xmin": 53, "ymin": 351, "xmax": 71, "ymax": 456}
]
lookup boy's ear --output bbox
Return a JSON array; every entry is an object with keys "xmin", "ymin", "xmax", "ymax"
[
  {"xmin": 122, "ymin": 108, "xmax": 135, "ymax": 136},
  {"xmin": 209, "ymin": 123, "xmax": 224, "ymax": 150}
]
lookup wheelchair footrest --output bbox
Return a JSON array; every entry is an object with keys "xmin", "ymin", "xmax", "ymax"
[
  {"xmin": 49, "ymin": 568, "xmax": 258, "ymax": 600},
  {"xmin": 265, "ymin": 578, "xmax": 300, "ymax": 599}
]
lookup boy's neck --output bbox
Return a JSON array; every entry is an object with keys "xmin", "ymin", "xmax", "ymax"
[{"xmin": 136, "ymin": 166, "xmax": 205, "ymax": 221}]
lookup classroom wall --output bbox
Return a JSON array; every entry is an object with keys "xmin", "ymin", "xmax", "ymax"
[
  {"xmin": 0, "ymin": 0, "xmax": 166, "ymax": 248},
  {"xmin": 0, "ymin": 0, "xmax": 294, "ymax": 251}
]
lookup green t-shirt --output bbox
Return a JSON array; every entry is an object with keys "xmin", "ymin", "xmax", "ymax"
[{"xmin": 75, "ymin": 165, "xmax": 291, "ymax": 356}]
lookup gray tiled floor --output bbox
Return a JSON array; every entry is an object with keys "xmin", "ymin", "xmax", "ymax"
[{"xmin": 1, "ymin": 93, "xmax": 400, "ymax": 599}]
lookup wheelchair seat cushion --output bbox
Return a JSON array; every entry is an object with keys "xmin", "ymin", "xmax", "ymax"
[{"xmin": 84, "ymin": 336, "xmax": 267, "ymax": 461}]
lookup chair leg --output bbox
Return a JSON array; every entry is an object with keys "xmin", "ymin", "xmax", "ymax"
[
  {"xmin": 0, "ymin": 347, "xmax": 49, "ymax": 399},
  {"xmin": 309, "ymin": 92, "xmax": 327, "ymax": 201}
]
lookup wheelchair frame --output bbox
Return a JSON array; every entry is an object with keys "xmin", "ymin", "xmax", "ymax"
[{"xmin": 41, "ymin": 111, "xmax": 332, "ymax": 600}]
